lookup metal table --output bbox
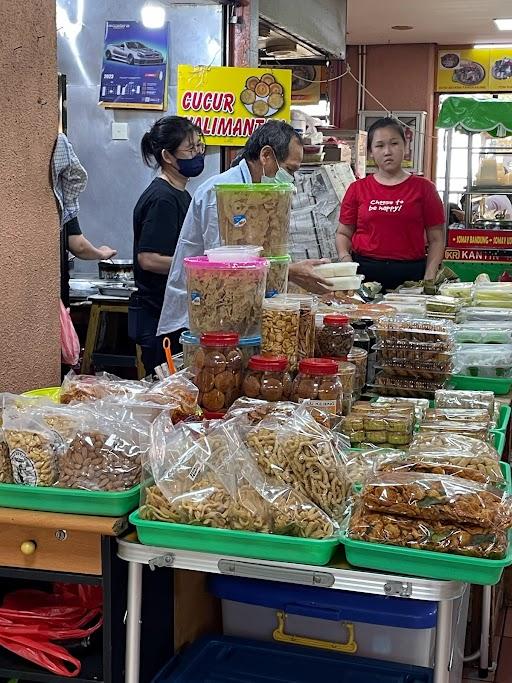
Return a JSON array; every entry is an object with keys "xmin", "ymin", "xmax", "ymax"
[{"xmin": 117, "ymin": 538, "xmax": 467, "ymax": 683}]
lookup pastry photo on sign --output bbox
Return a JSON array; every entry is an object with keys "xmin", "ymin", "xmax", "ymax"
[{"xmin": 240, "ymin": 73, "xmax": 285, "ymax": 117}]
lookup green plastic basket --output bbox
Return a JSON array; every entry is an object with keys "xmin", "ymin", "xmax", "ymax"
[
  {"xmin": 130, "ymin": 511, "xmax": 339, "ymax": 566},
  {"xmin": 448, "ymin": 375, "xmax": 512, "ymax": 395},
  {"xmin": 494, "ymin": 430, "xmax": 506, "ymax": 456},
  {"xmin": 341, "ymin": 532, "xmax": 512, "ymax": 586},
  {"xmin": 0, "ymin": 483, "xmax": 140, "ymax": 517},
  {"xmin": 22, "ymin": 387, "xmax": 60, "ymax": 402},
  {"xmin": 496, "ymin": 405, "xmax": 512, "ymax": 434},
  {"xmin": 501, "ymin": 461, "xmax": 511, "ymax": 491}
]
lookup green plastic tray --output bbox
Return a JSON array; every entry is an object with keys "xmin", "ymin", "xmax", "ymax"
[
  {"xmin": 493, "ymin": 430, "xmax": 506, "ymax": 456},
  {"xmin": 0, "ymin": 483, "xmax": 140, "ymax": 516},
  {"xmin": 341, "ymin": 532, "xmax": 512, "ymax": 586},
  {"xmin": 448, "ymin": 375, "xmax": 512, "ymax": 395},
  {"xmin": 130, "ymin": 511, "xmax": 338, "ymax": 566},
  {"xmin": 501, "ymin": 461, "xmax": 511, "ymax": 491},
  {"xmin": 496, "ymin": 405, "xmax": 512, "ymax": 434}
]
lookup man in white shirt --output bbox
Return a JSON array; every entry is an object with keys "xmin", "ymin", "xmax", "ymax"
[{"xmin": 157, "ymin": 120, "xmax": 332, "ymax": 341}]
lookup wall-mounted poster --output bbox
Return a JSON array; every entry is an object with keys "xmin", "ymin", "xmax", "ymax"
[
  {"xmin": 291, "ymin": 65, "xmax": 321, "ymax": 105},
  {"xmin": 177, "ymin": 65, "xmax": 292, "ymax": 146},
  {"xmin": 99, "ymin": 21, "xmax": 169, "ymax": 109},
  {"xmin": 437, "ymin": 49, "xmax": 490, "ymax": 92}
]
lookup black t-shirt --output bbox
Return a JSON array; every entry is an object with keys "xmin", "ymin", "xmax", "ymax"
[
  {"xmin": 133, "ymin": 178, "xmax": 191, "ymax": 313},
  {"xmin": 60, "ymin": 217, "xmax": 83, "ymax": 307}
]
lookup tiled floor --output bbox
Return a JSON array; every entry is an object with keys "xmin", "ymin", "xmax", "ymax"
[{"xmin": 463, "ymin": 607, "xmax": 512, "ymax": 682}]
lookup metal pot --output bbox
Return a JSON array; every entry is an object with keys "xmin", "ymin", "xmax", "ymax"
[{"xmin": 98, "ymin": 259, "xmax": 134, "ymax": 281}]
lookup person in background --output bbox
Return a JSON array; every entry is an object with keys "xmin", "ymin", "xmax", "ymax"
[
  {"xmin": 448, "ymin": 202, "xmax": 465, "ymax": 225},
  {"xmin": 129, "ymin": 116, "xmax": 205, "ymax": 375},
  {"xmin": 336, "ymin": 117, "xmax": 445, "ymax": 292},
  {"xmin": 157, "ymin": 120, "xmax": 333, "ymax": 341},
  {"xmin": 52, "ymin": 134, "xmax": 117, "ymax": 308}
]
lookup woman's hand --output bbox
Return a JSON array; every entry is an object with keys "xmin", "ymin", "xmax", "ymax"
[{"xmin": 289, "ymin": 259, "xmax": 334, "ymax": 294}]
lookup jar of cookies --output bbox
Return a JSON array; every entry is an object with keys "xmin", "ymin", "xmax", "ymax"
[
  {"xmin": 241, "ymin": 355, "xmax": 292, "ymax": 402},
  {"xmin": 291, "ymin": 359, "xmax": 343, "ymax": 416},
  {"xmin": 315, "ymin": 315, "xmax": 354, "ymax": 358},
  {"xmin": 261, "ymin": 298, "xmax": 300, "ymax": 371},
  {"xmin": 194, "ymin": 332, "xmax": 243, "ymax": 413}
]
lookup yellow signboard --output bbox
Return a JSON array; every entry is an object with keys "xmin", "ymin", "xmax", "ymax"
[
  {"xmin": 437, "ymin": 49, "xmax": 490, "ymax": 92},
  {"xmin": 489, "ymin": 48, "xmax": 512, "ymax": 91},
  {"xmin": 177, "ymin": 65, "xmax": 292, "ymax": 147}
]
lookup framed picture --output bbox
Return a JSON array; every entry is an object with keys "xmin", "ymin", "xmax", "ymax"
[{"xmin": 358, "ymin": 110, "xmax": 427, "ymax": 175}]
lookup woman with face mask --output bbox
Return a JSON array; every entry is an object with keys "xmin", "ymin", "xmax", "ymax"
[
  {"xmin": 129, "ymin": 116, "xmax": 205, "ymax": 375},
  {"xmin": 336, "ymin": 117, "xmax": 446, "ymax": 292}
]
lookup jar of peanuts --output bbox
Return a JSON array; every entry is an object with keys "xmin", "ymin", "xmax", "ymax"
[
  {"xmin": 261, "ymin": 298, "xmax": 300, "ymax": 371},
  {"xmin": 241, "ymin": 355, "xmax": 292, "ymax": 402}
]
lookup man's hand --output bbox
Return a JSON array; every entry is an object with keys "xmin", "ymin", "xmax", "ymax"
[
  {"xmin": 289, "ymin": 259, "xmax": 334, "ymax": 295},
  {"xmin": 98, "ymin": 246, "xmax": 117, "ymax": 260}
]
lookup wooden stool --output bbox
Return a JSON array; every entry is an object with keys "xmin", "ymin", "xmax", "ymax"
[{"xmin": 81, "ymin": 296, "xmax": 145, "ymax": 378}]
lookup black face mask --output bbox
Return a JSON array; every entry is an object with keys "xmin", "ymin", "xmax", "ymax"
[{"xmin": 176, "ymin": 154, "xmax": 205, "ymax": 178}]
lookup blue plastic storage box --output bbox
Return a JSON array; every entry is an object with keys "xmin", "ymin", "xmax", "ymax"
[
  {"xmin": 209, "ymin": 575, "xmax": 437, "ymax": 668},
  {"xmin": 152, "ymin": 636, "xmax": 434, "ymax": 683}
]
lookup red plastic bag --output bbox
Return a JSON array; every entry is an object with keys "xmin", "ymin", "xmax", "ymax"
[
  {"xmin": 60, "ymin": 300, "xmax": 80, "ymax": 366},
  {"xmin": 0, "ymin": 584, "xmax": 102, "ymax": 677}
]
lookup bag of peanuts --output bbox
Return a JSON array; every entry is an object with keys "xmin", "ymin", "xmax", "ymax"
[
  {"xmin": 57, "ymin": 403, "xmax": 148, "ymax": 492},
  {"xmin": 2, "ymin": 404, "xmax": 64, "ymax": 486},
  {"xmin": 60, "ymin": 370, "xmax": 149, "ymax": 405}
]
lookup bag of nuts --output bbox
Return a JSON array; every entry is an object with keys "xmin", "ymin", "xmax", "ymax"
[
  {"xmin": 57, "ymin": 404, "xmax": 148, "ymax": 491},
  {"xmin": 3, "ymin": 405, "xmax": 63, "ymax": 486}
]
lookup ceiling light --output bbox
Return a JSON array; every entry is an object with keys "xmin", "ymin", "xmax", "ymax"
[
  {"xmin": 474, "ymin": 43, "xmax": 512, "ymax": 49},
  {"xmin": 494, "ymin": 18, "xmax": 512, "ymax": 31},
  {"xmin": 141, "ymin": 3, "xmax": 165, "ymax": 29},
  {"xmin": 391, "ymin": 25, "xmax": 414, "ymax": 31}
]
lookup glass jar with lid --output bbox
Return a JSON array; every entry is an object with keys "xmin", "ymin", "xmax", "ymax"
[
  {"xmin": 261, "ymin": 298, "xmax": 300, "ymax": 371},
  {"xmin": 315, "ymin": 314, "xmax": 354, "ymax": 358},
  {"xmin": 194, "ymin": 332, "xmax": 243, "ymax": 413},
  {"xmin": 274, "ymin": 293, "xmax": 317, "ymax": 362},
  {"xmin": 347, "ymin": 347, "xmax": 368, "ymax": 399},
  {"xmin": 291, "ymin": 358, "xmax": 343, "ymax": 415},
  {"xmin": 351, "ymin": 320, "xmax": 371, "ymax": 354},
  {"xmin": 241, "ymin": 355, "xmax": 292, "ymax": 402}
]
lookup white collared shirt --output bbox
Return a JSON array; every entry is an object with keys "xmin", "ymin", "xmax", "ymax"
[{"xmin": 157, "ymin": 159, "xmax": 253, "ymax": 335}]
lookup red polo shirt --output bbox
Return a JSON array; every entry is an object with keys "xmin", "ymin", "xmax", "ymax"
[{"xmin": 340, "ymin": 174, "xmax": 445, "ymax": 261}]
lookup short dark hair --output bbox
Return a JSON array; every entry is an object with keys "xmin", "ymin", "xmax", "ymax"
[
  {"xmin": 242, "ymin": 120, "xmax": 302, "ymax": 163},
  {"xmin": 367, "ymin": 116, "xmax": 406, "ymax": 152},
  {"xmin": 141, "ymin": 116, "xmax": 202, "ymax": 168}
]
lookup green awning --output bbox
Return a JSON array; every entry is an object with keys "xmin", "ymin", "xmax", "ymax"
[{"xmin": 436, "ymin": 96, "xmax": 512, "ymax": 137}]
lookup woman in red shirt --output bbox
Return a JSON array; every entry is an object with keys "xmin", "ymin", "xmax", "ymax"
[{"xmin": 337, "ymin": 117, "xmax": 445, "ymax": 292}]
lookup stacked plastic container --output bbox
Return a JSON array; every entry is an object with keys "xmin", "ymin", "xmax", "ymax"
[{"xmin": 215, "ymin": 183, "xmax": 294, "ymax": 298}]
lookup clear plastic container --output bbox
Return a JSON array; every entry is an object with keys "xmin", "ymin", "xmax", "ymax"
[
  {"xmin": 326, "ymin": 358, "xmax": 357, "ymax": 395},
  {"xmin": 460, "ymin": 307, "xmax": 512, "ymax": 322},
  {"xmin": 180, "ymin": 331, "xmax": 260, "ymax": 370},
  {"xmin": 372, "ymin": 316, "xmax": 455, "ymax": 348},
  {"xmin": 347, "ymin": 347, "xmax": 368, "ymax": 397},
  {"xmin": 474, "ymin": 282, "xmax": 512, "ymax": 308},
  {"xmin": 241, "ymin": 355, "xmax": 292, "ymax": 402},
  {"xmin": 455, "ymin": 321, "xmax": 512, "ymax": 344},
  {"xmin": 291, "ymin": 359, "xmax": 344, "ymax": 416},
  {"xmin": 352, "ymin": 321, "xmax": 371, "ymax": 354},
  {"xmin": 215, "ymin": 184, "xmax": 294, "ymax": 257},
  {"xmin": 261, "ymin": 298, "xmax": 300, "ymax": 371},
  {"xmin": 315, "ymin": 315, "xmax": 354, "ymax": 358},
  {"xmin": 275, "ymin": 294, "xmax": 317, "ymax": 362},
  {"xmin": 312, "ymin": 262, "xmax": 359, "ymax": 278},
  {"xmin": 184, "ymin": 256, "xmax": 268, "ymax": 337},
  {"xmin": 205, "ymin": 245, "xmax": 263, "ymax": 262},
  {"xmin": 438, "ymin": 282, "xmax": 473, "ymax": 302},
  {"xmin": 194, "ymin": 333, "xmax": 243, "ymax": 413},
  {"xmin": 454, "ymin": 344, "xmax": 512, "ymax": 378},
  {"xmin": 265, "ymin": 255, "xmax": 291, "ymax": 298}
]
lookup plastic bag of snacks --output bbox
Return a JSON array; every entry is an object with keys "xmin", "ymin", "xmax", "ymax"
[
  {"xmin": 418, "ymin": 419, "xmax": 491, "ymax": 443},
  {"xmin": 347, "ymin": 504, "xmax": 508, "ymax": 559},
  {"xmin": 60, "ymin": 371, "xmax": 148, "ymax": 404},
  {"xmin": 360, "ymin": 472, "xmax": 512, "ymax": 530},
  {"xmin": 57, "ymin": 404, "xmax": 147, "ymax": 491},
  {"xmin": 422, "ymin": 408, "xmax": 492, "ymax": 437},
  {"xmin": 434, "ymin": 389, "xmax": 496, "ymax": 422},
  {"xmin": 139, "ymin": 371, "xmax": 201, "ymax": 423},
  {"xmin": 2, "ymin": 405, "xmax": 63, "ymax": 486},
  {"xmin": 409, "ymin": 432, "xmax": 500, "ymax": 462},
  {"xmin": 372, "ymin": 450, "xmax": 505, "ymax": 487}
]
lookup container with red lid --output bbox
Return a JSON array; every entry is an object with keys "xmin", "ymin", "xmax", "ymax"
[
  {"xmin": 291, "ymin": 357, "xmax": 344, "ymax": 416},
  {"xmin": 242, "ymin": 354, "xmax": 292, "ymax": 402},
  {"xmin": 315, "ymin": 314, "xmax": 354, "ymax": 358},
  {"xmin": 194, "ymin": 331, "xmax": 243, "ymax": 413}
]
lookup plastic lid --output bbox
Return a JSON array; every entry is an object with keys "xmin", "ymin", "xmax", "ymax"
[
  {"xmin": 298, "ymin": 359, "xmax": 338, "ymax": 375},
  {"xmin": 275, "ymin": 293, "xmax": 316, "ymax": 308},
  {"xmin": 268, "ymin": 255, "xmax": 292, "ymax": 263},
  {"xmin": 180, "ymin": 331, "xmax": 261, "ymax": 347},
  {"xmin": 323, "ymin": 356, "xmax": 348, "ymax": 362},
  {"xmin": 200, "ymin": 332, "xmax": 240, "ymax": 347},
  {"xmin": 248, "ymin": 355, "xmax": 288, "ymax": 371},
  {"xmin": 263, "ymin": 298, "xmax": 300, "ymax": 311},
  {"xmin": 205, "ymin": 245, "xmax": 263, "ymax": 262},
  {"xmin": 184, "ymin": 256, "xmax": 268, "ymax": 270},
  {"xmin": 324, "ymin": 314, "xmax": 350, "ymax": 326},
  {"xmin": 348, "ymin": 347, "xmax": 368, "ymax": 358}
]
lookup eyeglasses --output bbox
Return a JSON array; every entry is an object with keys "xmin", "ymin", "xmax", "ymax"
[{"xmin": 177, "ymin": 140, "xmax": 206, "ymax": 157}]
